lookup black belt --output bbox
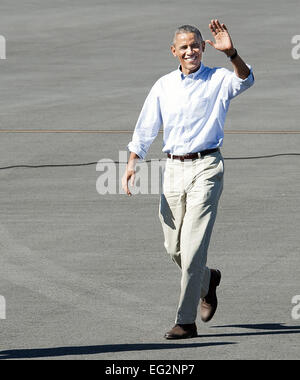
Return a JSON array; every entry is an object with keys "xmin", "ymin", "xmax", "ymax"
[{"xmin": 167, "ymin": 148, "xmax": 219, "ymax": 161}]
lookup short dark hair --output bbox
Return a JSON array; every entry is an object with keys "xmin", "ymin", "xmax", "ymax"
[{"xmin": 173, "ymin": 25, "xmax": 203, "ymax": 45}]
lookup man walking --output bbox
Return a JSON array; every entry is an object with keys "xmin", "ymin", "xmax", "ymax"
[{"xmin": 122, "ymin": 20, "xmax": 254, "ymax": 339}]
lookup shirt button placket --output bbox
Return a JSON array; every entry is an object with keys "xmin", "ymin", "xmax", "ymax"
[{"xmin": 183, "ymin": 80, "xmax": 191, "ymax": 145}]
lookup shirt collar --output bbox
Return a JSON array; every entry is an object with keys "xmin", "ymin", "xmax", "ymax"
[{"xmin": 178, "ymin": 62, "xmax": 206, "ymax": 81}]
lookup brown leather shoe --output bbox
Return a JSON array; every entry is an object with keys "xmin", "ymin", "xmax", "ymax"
[
  {"xmin": 164, "ymin": 323, "xmax": 198, "ymax": 340},
  {"xmin": 200, "ymin": 269, "xmax": 221, "ymax": 323}
]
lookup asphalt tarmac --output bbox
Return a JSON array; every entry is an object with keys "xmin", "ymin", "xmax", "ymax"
[{"xmin": 0, "ymin": 0, "xmax": 299, "ymax": 360}]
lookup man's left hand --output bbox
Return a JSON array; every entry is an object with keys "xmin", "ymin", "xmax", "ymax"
[{"xmin": 206, "ymin": 19, "xmax": 235, "ymax": 57}]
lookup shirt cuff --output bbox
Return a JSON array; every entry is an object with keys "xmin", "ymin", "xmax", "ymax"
[
  {"xmin": 127, "ymin": 142, "xmax": 146, "ymax": 160},
  {"xmin": 234, "ymin": 64, "xmax": 254, "ymax": 84}
]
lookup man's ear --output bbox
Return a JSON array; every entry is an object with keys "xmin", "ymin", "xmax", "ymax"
[
  {"xmin": 202, "ymin": 41, "xmax": 206, "ymax": 52},
  {"xmin": 171, "ymin": 45, "xmax": 177, "ymax": 57}
]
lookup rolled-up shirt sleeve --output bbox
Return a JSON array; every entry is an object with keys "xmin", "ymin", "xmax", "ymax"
[
  {"xmin": 127, "ymin": 81, "xmax": 163, "ymax": 160},
  {"xmin": 224, "ymin": 64, "xmax": 254, "ymax": 100}
]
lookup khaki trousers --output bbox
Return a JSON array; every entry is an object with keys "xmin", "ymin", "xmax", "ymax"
[{"xmin": 159, "ymin": 151, "xmax": 224, "ymax": 324}]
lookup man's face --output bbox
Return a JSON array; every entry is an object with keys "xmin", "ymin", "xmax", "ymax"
[{"xmin": 171, "ymin": 32, "xmax": 205, "ymax": 75}]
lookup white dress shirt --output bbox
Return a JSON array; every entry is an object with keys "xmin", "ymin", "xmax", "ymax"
[{"xmin": 128, "ymin": 62, "xmax": 254, "ymax": 159}]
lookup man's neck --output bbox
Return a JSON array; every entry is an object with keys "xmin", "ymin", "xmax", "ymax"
[{"xmin": 180, "ymin": 63, "xmax": 202, "ymax": 76}]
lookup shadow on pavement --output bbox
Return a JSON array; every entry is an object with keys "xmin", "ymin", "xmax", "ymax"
[
  {"xmin": 0, "ymin": 341, "xmax": 235, "ymax": 360},
  {"xmin": 0, "ymin": 153, "xmax": 299, "ymax": 171},
  {"xmin": 201, "ymin": 323, "xmax": 300, "ymax": 338},
  {"xmin": 212, "ymin": 323, "xmax": 300, "ymax": 330},
  {"xmin": 1, "ymin": 324, "xmax": 299, "ymax": 359}
]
